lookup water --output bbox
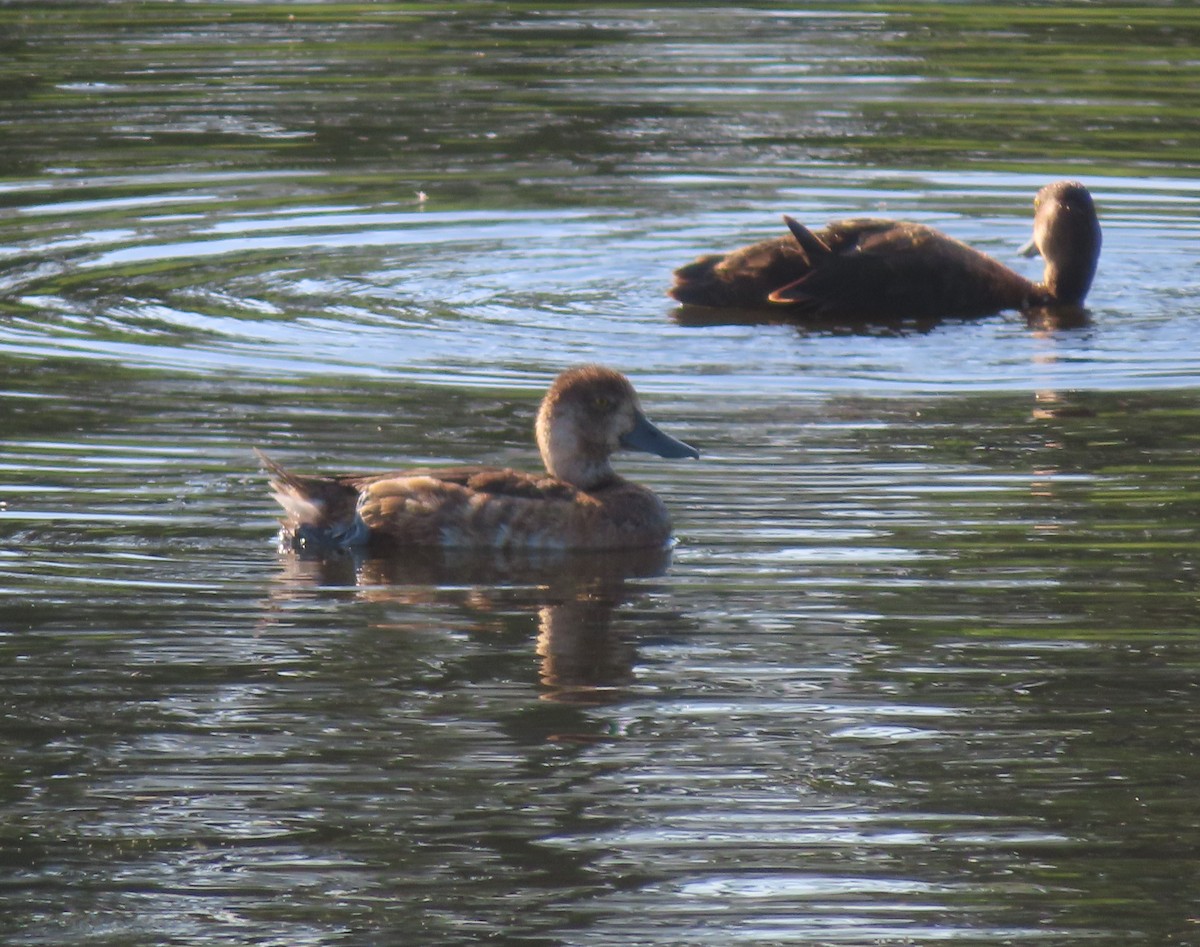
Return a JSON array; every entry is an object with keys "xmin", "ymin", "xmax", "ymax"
[{"xmin": 2, "ymin": 3, "xmax": 1200, "ymax": 944}]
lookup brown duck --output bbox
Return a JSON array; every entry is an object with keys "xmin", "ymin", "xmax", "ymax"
[
  {"xmin": 257, "ymin": 365, "xmax": 699, "ymax": 554},
  {"xmin": 669, "ymin": 181, "xmax": 1101, "ymax": 321}
]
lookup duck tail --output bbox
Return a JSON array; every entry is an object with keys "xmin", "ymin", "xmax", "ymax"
[
  {"xmin": 254, "ymin": 448, "xmax": 367, "ymax": 552},
  {"xmin": 782, "ymin": 215, "xmax": 832, "ymax": 263}
]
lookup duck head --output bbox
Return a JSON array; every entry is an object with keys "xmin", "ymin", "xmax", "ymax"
[
  {"xmin": 535, "ymin": 365, "xmax": 699, "ymax": 490},
  {"xmin": 1021, "ymin": 180, "xmax": 1102, "ymax": 306}
]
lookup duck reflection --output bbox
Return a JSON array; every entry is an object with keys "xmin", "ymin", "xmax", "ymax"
[
  {"xmin": 534, "ymin": 594, "xmax": 635, "ymax": 704},
  {"xmin": 1030, "ymin": 388, "xmax": 1097, "ymax": 421},
  {"xmin": 1024, "ymin": 303, "xmax": 1092, "ymax": 332},
  {"xmin": 1022, "ymin": 386, "xmax": 1103, "ymax": 545},
  {"xmin": 1027, "ymin": 326, "xmax": 1099, "ymax": 421},
  {"xmin": 270, "ymin": 545, "xmax": 673, "ymax": 705}
]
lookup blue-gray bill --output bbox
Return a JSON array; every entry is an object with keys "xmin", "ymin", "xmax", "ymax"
[{"xmin": 619, "ymin": 412, "xmax": 700, "ymax": 459}]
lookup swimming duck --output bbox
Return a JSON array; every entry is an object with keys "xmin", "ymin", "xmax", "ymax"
[
  {"xmin": 669, "ymin": 181, "xmax": 1101, "ymax": 321},
  {"xmin": 257, "ymin": 365, "xmax": 699, "ymax": 554}
]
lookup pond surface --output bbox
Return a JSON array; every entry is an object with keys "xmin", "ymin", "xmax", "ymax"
[{"xmin": 2, "ymin": 3, "xmax": 1199, "ymax": 945}]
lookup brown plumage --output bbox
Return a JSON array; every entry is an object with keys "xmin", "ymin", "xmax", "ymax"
[
  {"xmin": 257, "ymin": 365, "xmax": 699, "ymax": 554},
  {"xmin": 669, "ymin": 181, "xmax": 1101, "ymax": 321}
]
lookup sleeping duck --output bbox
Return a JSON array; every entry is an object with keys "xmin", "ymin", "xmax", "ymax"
[
  {"xmin": 669, "ymin": 180, "xmax": 1101, "ymax": 321},
  {"xmin": 257, "ymin": 365, "xmax": 699, "ymax": 553}
]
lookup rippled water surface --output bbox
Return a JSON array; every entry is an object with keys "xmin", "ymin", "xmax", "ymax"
[{"xmin": 2, "ymin": 3, "xmax": 1200, "ymax": 945}]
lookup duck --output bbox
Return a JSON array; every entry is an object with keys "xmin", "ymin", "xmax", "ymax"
[
  {"xmin": 256, "ymin": 365, "xmax": 699, "ymax": 554},
  {"xmin": 669, "ymin": 180, "xmax": 1101, "ymax": 321}
]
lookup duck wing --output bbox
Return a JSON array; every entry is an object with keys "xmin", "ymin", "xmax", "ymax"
[
  {"xmin": 670, "ymin": 233, "xmax": 811, "ymax": 308},
  {"xmin": 353, "ymin": 465, "xmax": 595, "ymax": 548},
  {"xmin": 258, "ymin": 450, "xmax": 577, "ymax": 548},
  {"xmin": 770, "ymin": 220, "xmax": 1032, "ymax": 320},
  {"xmin": 668, "ymin": 218, "xmax": 904, "ymax": 310},
  {"xmin": 351, "ymin": 466, "xmax": 577, "ymax": 501}
]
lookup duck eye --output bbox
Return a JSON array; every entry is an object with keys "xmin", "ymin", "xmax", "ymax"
[{"xmin": 593, "ymin": 396, "xmax": 612, "ymax": 411}]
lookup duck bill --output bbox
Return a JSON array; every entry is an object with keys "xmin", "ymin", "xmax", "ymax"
[
  {"xmin": 1018, "ymin": 236, "xmax": 1041, "ymax": 258},
  {"xmin": 620, "ymin": 412, "xmax": 699, "ymax": 459}
]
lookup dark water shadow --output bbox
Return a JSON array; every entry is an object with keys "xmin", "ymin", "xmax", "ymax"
[
  {"xmin": 671, "ymin": 302, "xmax": 948, "ymax": 336},
  {"xmin": 265, "ymin": 545, "xmax": 675, "ymax": 706},
  {"xmin": 673, "ymin": 301, "xmax": 1095, "ymax": 336}
]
